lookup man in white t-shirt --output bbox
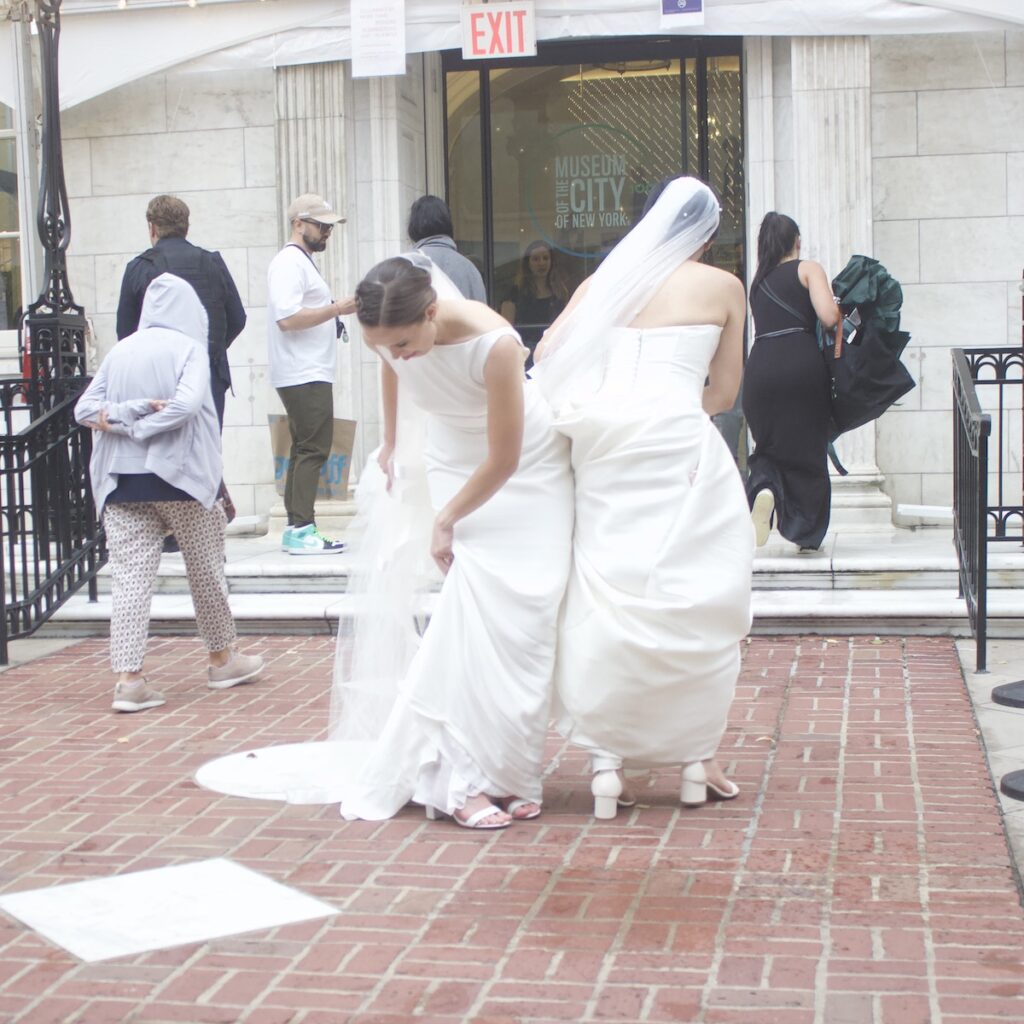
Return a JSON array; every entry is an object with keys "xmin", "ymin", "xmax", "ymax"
[{"xmin": 268, "ymin": 193, "xmax": 354, "ymax": 554}]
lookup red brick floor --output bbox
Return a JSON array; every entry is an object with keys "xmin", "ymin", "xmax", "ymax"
[{"xmin": 1, "ymin": 635, "xmax": 1022, "ymax": 1024}]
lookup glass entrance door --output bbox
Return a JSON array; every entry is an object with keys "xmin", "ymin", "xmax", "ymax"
[{"xmin": 444, "ymin": 38, "xmax": 745, "ymax": 358}]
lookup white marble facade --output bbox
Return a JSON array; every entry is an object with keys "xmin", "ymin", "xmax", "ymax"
[
  {"xmin": 54, "ymin": 32, "xmax": 1024, "ymax": 522},
  {"xmin": 871, "ymin": 31, "xmax": 1024, "ymax": 517}
]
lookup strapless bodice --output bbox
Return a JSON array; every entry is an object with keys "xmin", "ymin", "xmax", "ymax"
[{"xmin": 591, "ymin": 324, "xmax": 722, "ymax": 403}]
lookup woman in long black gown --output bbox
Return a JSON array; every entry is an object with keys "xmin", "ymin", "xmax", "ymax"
[{"xmin": 743, "ymin": 213, "xmax": 841, "ymax": 551}]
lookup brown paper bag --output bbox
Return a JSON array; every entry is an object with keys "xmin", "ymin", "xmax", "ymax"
[{"xmin": 268, "ymin": 414, "xmax": 356, "ymax": 500}]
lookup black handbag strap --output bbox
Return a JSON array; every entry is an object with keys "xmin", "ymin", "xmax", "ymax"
[{"xmin": 758, "ymin": 278, "xmax": 814, "ymax": 332}]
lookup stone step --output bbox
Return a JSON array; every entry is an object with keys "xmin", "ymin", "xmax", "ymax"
[
  {"xmin": 41, "ymin": 587, "xmax": 1024, "ymax": 640},
  {"xmin": 87, "ymin": 529, "xmax": 1024, "ymax": 595}
]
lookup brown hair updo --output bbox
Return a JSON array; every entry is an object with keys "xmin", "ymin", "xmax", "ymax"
[{"xmin": 356, "ymin": 257, "xmax": 437, "ymax": 328}]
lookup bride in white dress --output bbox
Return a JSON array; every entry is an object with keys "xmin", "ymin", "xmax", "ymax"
[
  {"xmin": 533, "ymin": 177, "xmax": 754, "ymax": 819},
  {"xmin": 336, "ymin": 256, "xmax": 572, "ymax": 829}
]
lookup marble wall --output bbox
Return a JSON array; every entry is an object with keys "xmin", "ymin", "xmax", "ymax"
[
  {"xmin": 871, "ymin": 31, "xmax": 1024, "ymax": 516},
  {"xmin": 61, "ymin": 67, "xmax": 282, "ymax": 518}
]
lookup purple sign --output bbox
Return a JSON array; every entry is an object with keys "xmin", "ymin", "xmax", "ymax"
[{"xmin": 661, "ymin": 0, "xmax": 703, "ymax": 14}]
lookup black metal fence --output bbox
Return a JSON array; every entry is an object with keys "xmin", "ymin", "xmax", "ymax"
[
  {"xmin": 0, "ymin": 377, "xmax": 105, "ymax": 664},
  {"xmin": 952, "ymin": 347, "xmax": 1024, "ymax": 672}
]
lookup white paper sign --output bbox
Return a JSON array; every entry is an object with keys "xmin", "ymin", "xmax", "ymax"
[
  {"xmin": 461, "ymin": 2, "xmax": 537, "ymax": 60},
  {"xmin": 660, "ymin": 0, "xmax": 705, "ymax": 29},
  {"xmin": 352, "ymin": 0, "xmax": 407, "ymax": 78}
]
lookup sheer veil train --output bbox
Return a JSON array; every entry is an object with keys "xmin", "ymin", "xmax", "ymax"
[{"xmin": 193, "ymin": 255, "xmax": 459, "ymax": 804}]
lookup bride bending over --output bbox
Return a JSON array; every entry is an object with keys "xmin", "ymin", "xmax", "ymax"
[
  {"xmin": 335, "ymin": 256, "xmax": 573, "ymax": 829},
  {"xmin": 534, "ymin": 177, "xmax": 754, "ymax": 819}
]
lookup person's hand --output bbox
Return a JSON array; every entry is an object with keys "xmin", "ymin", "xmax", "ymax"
[
  {"xmin": 431, "ymin": 517, "xmax": 454, "ymax": 575},
  {"xmin": 334, "ymin": 297, "xmax": 357, "ymax": 316},
  {"xmin": 377, "ymin": 442, "xmax": 395, "ymax": 492},
  {"xmin": 84, "ymin": 408, "xmax": 111, "ymax": 432},
  {"xmin": 149, "ymin": 399, "xmax": 168, "ymax": 412}
]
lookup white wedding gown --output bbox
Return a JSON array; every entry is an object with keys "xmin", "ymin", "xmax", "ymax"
[
  {"xmin": 196, "ymin": 327, "xmax": 573, "ymax": 817},
  {"xmin": 551, "ymin": 325, "xmax": 754, "ymax": 765},
  {"xmin": 339, "ymin": 328, "xmax": 573, "ymax": 818}
]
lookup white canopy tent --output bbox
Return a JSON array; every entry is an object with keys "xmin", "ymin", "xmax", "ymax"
[{"xmin": 1, "ymin": 0, "xmax": 1022, "ymax": 113}]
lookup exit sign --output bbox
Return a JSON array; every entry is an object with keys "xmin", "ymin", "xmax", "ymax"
[{"xmin": 461, "ymin": 2, "xmax": 538, "ymax": 60}]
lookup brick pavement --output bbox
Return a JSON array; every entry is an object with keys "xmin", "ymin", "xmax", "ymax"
[{"xmin": 1, "ymin": 635, "xmax": 1022, "ymax": 1024}]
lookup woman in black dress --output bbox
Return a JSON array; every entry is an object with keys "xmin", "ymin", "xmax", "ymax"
[{"xmin": 743, "ymin": 213, "xmax": 841, "ymax": 551}]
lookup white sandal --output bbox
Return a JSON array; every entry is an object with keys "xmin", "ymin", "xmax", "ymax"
[
  {"xmin": 502, "ymin": 797, "xmax": 542, "ymax": 821},
  {"xmin": 425, "ymin": 803, "xmax": 511, "ymax": 830}
]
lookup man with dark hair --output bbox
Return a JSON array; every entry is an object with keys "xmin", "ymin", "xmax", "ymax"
[
  {"xmin": 407, "ymin": 195, "xmax": 486, "ymax": 302},
  {"xmin": 116, "ymin": 195, "xmax": 246, "ymax": 428}
]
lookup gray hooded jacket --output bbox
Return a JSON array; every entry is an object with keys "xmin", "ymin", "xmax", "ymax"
[{"xmin": 76, "ymin": 273, "xmax": 223, "ymax": 515}]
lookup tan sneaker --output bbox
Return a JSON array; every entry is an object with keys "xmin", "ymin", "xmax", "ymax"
[
  {"xmin": 208, "ymin": 650, "xmax": 264, "ymax": 690},
  {"xmin": 112, "ymin": 678, "xmax": 167, "ymax": 713}
]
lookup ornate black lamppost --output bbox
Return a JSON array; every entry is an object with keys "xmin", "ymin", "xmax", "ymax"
[{"xmin": 17, "ymin": 0, "xmax": 88, "ymax": 413}]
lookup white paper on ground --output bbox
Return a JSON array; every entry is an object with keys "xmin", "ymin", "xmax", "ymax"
[
  {"xmin": 195, "ymin": 740, "xmax": 371, "ymax": 805},
  {"xmin": 0, "ymin": 858, "xmax": 335, "ymax": 962}
]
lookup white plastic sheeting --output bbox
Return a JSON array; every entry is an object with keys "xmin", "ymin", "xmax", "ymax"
[
  {"xmin": 1, "ymin": 0, "xmax": 1021, "ymax": 113},
  {"xmin": 902, "ymin": 0, "xmax": 1024, "ymax": 25}
]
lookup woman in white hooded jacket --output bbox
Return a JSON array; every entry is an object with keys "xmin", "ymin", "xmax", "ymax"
[{"xmin": 76, "ymin": 273, "xmax": 263, "ymax": 712}]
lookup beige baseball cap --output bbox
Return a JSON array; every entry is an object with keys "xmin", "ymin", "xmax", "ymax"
[{"xmin": 287, "ymin": 193, "xmax": 345, "ymax": 225}]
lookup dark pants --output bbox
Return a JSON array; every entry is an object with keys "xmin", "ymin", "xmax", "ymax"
[{"xmin": 277, "ymin": 381, "xmax": 333, "ymax": 528}]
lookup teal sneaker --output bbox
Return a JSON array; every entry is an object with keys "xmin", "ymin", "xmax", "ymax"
[{"xmin": 282, "ymin": 523, "xmax": 346, "ymax": 555}]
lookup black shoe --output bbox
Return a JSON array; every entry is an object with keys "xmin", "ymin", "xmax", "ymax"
[{"xmin": 162, "ymin": 535, "xmax": 180, "ymax": 554}]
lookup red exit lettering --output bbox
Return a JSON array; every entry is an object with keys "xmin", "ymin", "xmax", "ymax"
[{"xmin": 468, "ymin": 8, "xmax": 529, "ymax": 57}]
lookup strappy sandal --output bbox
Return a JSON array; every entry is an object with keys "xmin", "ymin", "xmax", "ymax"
[
  {"xmin": 425, "ymin": 803, "xmax": 511, "ymax": 830},
  {"xmin": 500, "ymin": 797, "xmax": 542, "ymax": 821}
]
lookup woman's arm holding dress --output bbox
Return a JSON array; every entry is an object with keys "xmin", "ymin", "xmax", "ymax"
[
  {"xmin": 431, "ymin": 336, "xmax": 525, "ymax": 572},
  {"xmin": 799, "ymin": 260, "xmax": 841, "ymax": 330},
  {"xmin": 703, "ymin": 275, "xmax": 747, "ymax": 417},
  {"xmin": 378, "ymin": 358, "xmax": 398, "ymax": 487}
]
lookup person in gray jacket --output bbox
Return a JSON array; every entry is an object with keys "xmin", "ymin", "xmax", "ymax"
[
  {"xmin": 76, "ymin": 274, "xmax": 264, "ymax": 713},
  {"xmin": 407, "ymin": 195, "xmax": 486, "ymax": 301}
]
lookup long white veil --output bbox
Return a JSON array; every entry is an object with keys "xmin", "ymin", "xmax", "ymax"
[
  {"xmin": 532, "ymin": 177, "xmax": 721, "ymax": 408},
  {"xmin": 328, "ymin": 253, "xmax": 462, "ymax": 744}
]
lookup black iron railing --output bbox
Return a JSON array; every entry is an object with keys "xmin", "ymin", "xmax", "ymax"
[
  {"xmin": 0, "ymin": 378, "xmax": 105, "ymax": 664},
  {"xmin": 952, "ymin": 347, "xmax": 1024, "ymax": 673}
]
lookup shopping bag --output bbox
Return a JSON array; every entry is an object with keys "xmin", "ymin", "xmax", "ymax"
[{"xmin": 268, "ymin": 414, "xmax": 356, "ymax": 500}]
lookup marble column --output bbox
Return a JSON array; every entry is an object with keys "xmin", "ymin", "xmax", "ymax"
[
  {"xmin": 272, "ymin": 62, "xmax": 355, "ymax": 534},
  {"xmin": 789, "ymin": 36, "xmax": 893, "ymax": 528}
]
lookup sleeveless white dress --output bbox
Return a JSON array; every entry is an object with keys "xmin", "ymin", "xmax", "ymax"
[
  {"xmin": 338, "ymin": 328, "xmax": 574, "ymax": 819},
  {"xmin": 551, "ymin": 325, "xmax": 754, "ymax": 765}
]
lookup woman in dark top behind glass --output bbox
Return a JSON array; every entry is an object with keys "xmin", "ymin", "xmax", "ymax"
[
  {"xmin": 500, "ymin": 241, "xmax": 570, "ymax": 363},
  {"xmin": 743, "ymin": 213, "xmax": 841, "ymax": 551}
]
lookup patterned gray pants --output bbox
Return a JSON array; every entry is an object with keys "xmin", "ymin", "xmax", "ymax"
[{"xmin": 104, "ymin": 501, "xmax": 235, "ymax": 672}]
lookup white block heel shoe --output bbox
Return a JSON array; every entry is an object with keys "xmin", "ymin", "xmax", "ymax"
[{"xmin": 592, "ymin": 769, "xmax": 623, "ymax": 819}]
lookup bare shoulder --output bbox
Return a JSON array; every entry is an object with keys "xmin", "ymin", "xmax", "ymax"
[
  {"xmin": 483, "ymin": 333, "xmax": 527, "ymax": 378},
  {"xmin": 798, "ymin": 259, "xmax": 827, "ymax": 283},
  {"xmin": 678, "ymin": 260, "xmax": 745, "ymax": 297}
]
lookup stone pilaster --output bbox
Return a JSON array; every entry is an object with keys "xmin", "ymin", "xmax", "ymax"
[
  {"xmin": 789, "ymin": 36, "xmax": 893, "ymax": 528},
  {"xmin": 272, "ymin": 62, "xmax": 356, "ymax": 536}
]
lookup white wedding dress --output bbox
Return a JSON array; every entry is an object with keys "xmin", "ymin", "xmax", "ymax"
[
  {"xmin": 338, "ymin": 328, "xmax": 573, "ymax": 818},
  {"xmin": 551, "ymin": 324, "xmax": 754, "ymax": 765},
  {"xmin": 196, "ymin": 327, "xmax": 573, "ymax": 816}
]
